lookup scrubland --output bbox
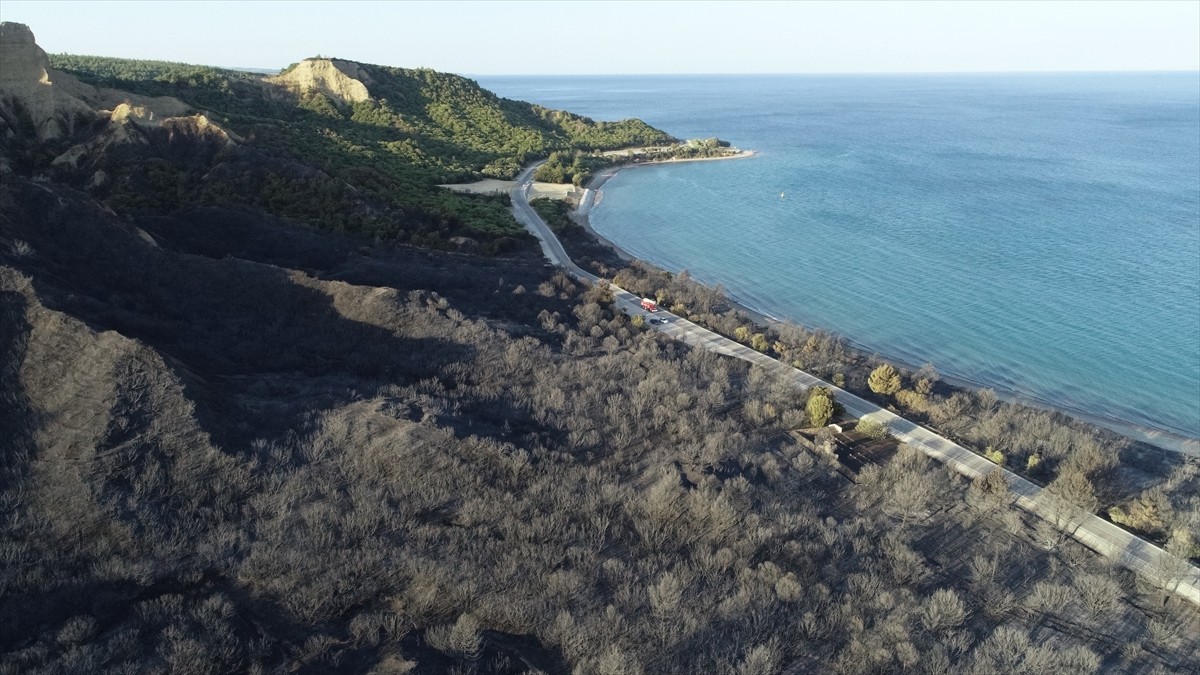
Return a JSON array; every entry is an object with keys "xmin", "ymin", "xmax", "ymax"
[{"xmin": 2, "ymin": 177, "xmax": 1197, "ymax": 673}]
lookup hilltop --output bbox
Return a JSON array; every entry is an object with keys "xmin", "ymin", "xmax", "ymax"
[{"xmin": 1, "ymin": 21, "xmax": 673, "ymax": 250}]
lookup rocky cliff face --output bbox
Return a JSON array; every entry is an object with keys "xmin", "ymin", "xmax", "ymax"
[
  {"xmin": 266, "ymin": 57, "xmax": 373, "ymax": 104},
  {"xmin": 0, "ymin": 21, "xmax": 97, "ymax": 142},
  {"xmin": 0, "ymin": 22, "xmax": 232, "ymax": 177}
]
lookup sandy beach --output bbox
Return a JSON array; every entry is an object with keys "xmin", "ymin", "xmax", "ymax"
[
  {"xmin": 441, "ymin": 150, "xmax": 755, "ymax": 201},
  {"xmin": 439, "ymin": 178, "xmax": 587, "ymax": 203},
  {"xmin": 582, "ymin": 148, "xmax": 757, "ymax": 199}
]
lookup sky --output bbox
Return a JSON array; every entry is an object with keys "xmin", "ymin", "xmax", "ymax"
[{"xmin": 2, "ymin": 0, "xmax": 1198, "ymax": 75}]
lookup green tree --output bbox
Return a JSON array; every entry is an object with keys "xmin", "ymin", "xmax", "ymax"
[
  {"xmin": 1109, "ymin": 487, "xmax": 1172, "ymax": 536},
  {"xmin": 750, "ymin": 333, "xmax": 769, "ymax": 352},
  {"xmin": 856, "ymin": 417, "xmax": 888, "ymax": 440},
  {"xmin": 1026, "ymin": 453, "xmax": 1042, "ymax": 474},
  {"xmin": 806, "ymin": 387, "xmax": 836, "ymax": 427},
  {"xmin": 868, "ymin": 363, "xmax": 902, "ymax": 396}
]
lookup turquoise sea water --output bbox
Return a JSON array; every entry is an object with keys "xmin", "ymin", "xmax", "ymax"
[{"xmin": 477, "ymin": 74, "xmax": 1200, "ymax": 442}]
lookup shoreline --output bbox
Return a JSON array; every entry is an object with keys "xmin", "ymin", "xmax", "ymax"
[{"xmin": 572, "ymin": 156, "xmax": 1200, "ymax": 458}]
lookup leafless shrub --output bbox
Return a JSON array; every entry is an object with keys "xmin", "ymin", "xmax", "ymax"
[
  {"xmin": 8, "ymin": 240, "xmax": 34, "ymax": 258},
  {"xmin": 735, "ymin": 641, "xmax": 780, "ymax": 675},
  {"xmin": 920, "ymin": 588, "xmax": 966, "ymax": 634},
  {"xmin": 774, "ymin": 573, "xmax": 803, "ymax": 603},
  {"xmin": 1073, "ymin": 572, "xmax": 1121, "ymax": 620},
  {"xmin": 363, "ymin": 654, "xmax": 417, "ymax": 673},
  {"xmin": 649, "ymin": 571, "xmax": 685, "ymax": 621},
  {"xmin": 968, "ymin": 625, "xmax": 1029, "ymax": 673},
  {"xmin": 1146, "ymin": 616, "xmax": 1182, "ymax": 649},
  {"xmin": 425, "ymin": 613, "xmax": 482, "ymax": 659},
  {"xmin": 158, "ymin": 624, "xmax": 219, "ymax": 675},
  {"xmin": 1025, "ymin": 581, "xmax": 1073, "ymax": 614},
  {"xmin": 979, "ymin": 586, "xmax": 1018, "ymax": 620},
  {"xmin": 55, "ymin": 615, "xmax": 98, "ymax": 645},
  {"xmin": 594, "ymin": 645, "xmax": 645, "ymax": 675},
  {"xmin": 904, "ymin": 646, "xmax": 946, "ymax": 675},
  {"xmin": 1057, "ymin": 646, "xmax": 1102, "ymax": 675},
  {"xmin": 968, "ymin": 553, "xmax": 999, "ymax": 588},
  {"xmin": 350, "ymin": 611, "xmax": 408, "ymax": 646},
  {"xmin": 549, "ymin": 611, "xmax": 588, "ymax": 664},
  {"xmin": 881, "ymin": 537, "xmax": 928, "ymax": 586}
]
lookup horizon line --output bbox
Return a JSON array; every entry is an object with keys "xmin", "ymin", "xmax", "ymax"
[{"xmin": 468, "ymin": 69, "xmax": 1200, "ymax": 77}]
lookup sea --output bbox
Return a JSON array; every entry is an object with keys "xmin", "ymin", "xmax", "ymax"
[{"xmin": 476, "ymin": 73, "xmax": 1200, "ymax": 449}]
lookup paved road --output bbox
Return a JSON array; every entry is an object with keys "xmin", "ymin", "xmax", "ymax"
[
  {"xmin": 510, "ymin": 166, "xmax": 1200, "ymax": 606},
  {"xmin": 512, "ymin": 163, "xmax": 598, "ymax": 284}
]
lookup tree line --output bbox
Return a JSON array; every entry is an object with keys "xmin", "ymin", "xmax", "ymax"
[{"xmin": 39, "ymin": 53, "xmax": 672, "ymax": 250}]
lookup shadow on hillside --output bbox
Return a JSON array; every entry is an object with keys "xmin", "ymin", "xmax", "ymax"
[
  {"xmin": 0, "ymin": 288, "xmax": 37, "ymax": 491},
  {"xmin": 3, "ymin": 179, "xmax": 474, "ymax": 450},
  {"xmin": 0, "ymin": 561, "xmax": 309, "ymax": 657},
  {"xmin": 135, "ymin": 205, "xmax": 563, "ymax": 325}
]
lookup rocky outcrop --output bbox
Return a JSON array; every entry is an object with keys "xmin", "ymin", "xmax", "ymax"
[
  {"xmin": 266, "ymin": 58, "xmax": 372, "ymax": 104},
  {"xmin": 0, "ymin": 21, "xmax": 97, "ymax": 141},
  {"xmin": 48, "ymin": 106, "xmax": 233, "ymax": 174},
  {"xmin": 0, "ymin": 22, "xmax": 193, "ymax": 133},
  {"xmin": 160, "ymin": 111, "xmax": 236, "ymax": 142},
  {"xmin": 1, "ymin": 22, "xmax": 237, "ymax": 178}
]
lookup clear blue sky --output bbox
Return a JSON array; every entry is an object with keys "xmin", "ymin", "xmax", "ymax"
[{"xmin": 2, "ymin": 0, "xmax": 1197, "ymax": 75}]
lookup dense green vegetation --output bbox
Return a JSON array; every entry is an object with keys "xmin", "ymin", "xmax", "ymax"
[
  {"xmin": 533, "ymin": 150, "xmax": 617, "ymax": 186},
  {"xmin": 532, "ymin": 138, "xmax": 741, "ymax": 186},
  {"xmin": 637, "ymin": 136, "xmax": 736, "ymax": 160},
  {"xmin": 806, "ymin": 386, "xmax": 837, "ymax": 427},
  {"xmin": 868, "ymin": 363, "xmax": 903, "ymax": 396},
  {"xmin": 41, "ymin": 53, "xmax": 673, "ymax": 247},
  {"xmin": 48, "ymin": 54, "xmax": 260, "ymax": 89},
  {"xmin": 529, "ymin": 197, "xmax": 579, "ymax": 234}
]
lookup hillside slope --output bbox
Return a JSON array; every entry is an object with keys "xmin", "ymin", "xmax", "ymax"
[
  {"xmin": 5, "ymin": 171, "xmax": 1199, "ymax": 673},
  {"xmin": 1, "ymin": 21, "xmax": 672, "ymax": 249},
  {"xmin": 2, "ymin": 22, "xmax": 1198, "ymax": 675}
]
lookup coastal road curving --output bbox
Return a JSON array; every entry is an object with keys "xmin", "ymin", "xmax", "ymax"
[
  {"xmin": 511, "ymin": 163, "xmax": 598, "ymax": 284},
  {"xmin": 510, "ymin": 164, "xmax": 1200, "ymax": 606}
]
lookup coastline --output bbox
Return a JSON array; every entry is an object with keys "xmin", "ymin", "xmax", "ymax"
[{"xmin": 572, "ymin": 155, "xmax": 1200, "ymax": 458}]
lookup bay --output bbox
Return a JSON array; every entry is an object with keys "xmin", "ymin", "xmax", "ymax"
[{"xmin": 477, "ymin": 73, "xmax": 1200, "ymax": 444}]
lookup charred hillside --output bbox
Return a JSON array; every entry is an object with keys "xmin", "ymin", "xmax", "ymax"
[
  {"xmin": 5, "ymin": 177, "xmax": 1199, "ymax": 673},
  {"xmin": 1, "ymin": 22, "xmax": 1198, "ymax": 675}
]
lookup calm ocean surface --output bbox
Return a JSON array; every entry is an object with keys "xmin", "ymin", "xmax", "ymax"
[{"xmin": 477, "ymin": 74, "xmax": 1200, "ymax": 442}]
